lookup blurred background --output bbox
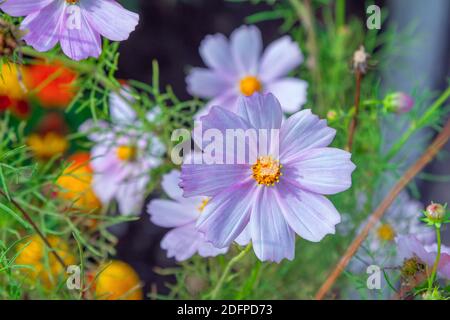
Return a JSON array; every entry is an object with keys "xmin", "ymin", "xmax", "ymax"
[{"xmin": 113, "ymin": 0, "xmax": 450, "ymax": 296}]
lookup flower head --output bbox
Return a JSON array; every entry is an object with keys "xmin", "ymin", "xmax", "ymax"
[
  {"xmin": 93, "ymin": 260, "xmax": 143, "ymax": 300},
  {"xmin": 180, "ymin": 93, "xmax": 355, "ymax": 262},
  {"xmin": 396, "ymin": 235, "xmax": 450, "ymax": 280},
  {"xmin": 148, "ymin": 170, "xmax": 249, "ymax": 261},
  {"xmin": 56, "ymin": 152, "xmax": 101, "ymax": 212},
  {"xmin": 27, "ymin": 132, "xmax": 69, "ymax": 160},
  {"xmin": 425, "ymin": 202, "xmax": 446, "ymax": 222},
  {"xmin": 16, "ymin": 235, "xmax": 76, "ymax": 288},
  {"xmin": 25, "ymin": 62, "xmax": 77, "ymax": 108},
  {"xmin": 0, "ymin": 0, "xmax": 139, "ymax": 61},
  {"xmin": 81, "ymin": 89, "xmax": 165, "ymax": 215},
  {"xmin": 187, "ymin": 25, "xmax": 307, "ymax": 116},
  {"xmin": 383, "ymin": 92, "xmax": 414, "ymax": 114}
]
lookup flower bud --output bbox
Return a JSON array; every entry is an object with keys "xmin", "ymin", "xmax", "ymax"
[
  {"xmin": 383, "ymin": 92, "xmax": 414, "ymax": 114},
  {"xmin": 425, "ymin": 203, "xmax": 445, "ymax": 221},
  {"xmin": 327, "ymin": 110, "xmax": 337, "ymax": 122}
]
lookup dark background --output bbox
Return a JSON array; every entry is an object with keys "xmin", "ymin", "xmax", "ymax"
[{"xmin": 114, "ymin": 0, "xmax": 449, "ymax": 297}]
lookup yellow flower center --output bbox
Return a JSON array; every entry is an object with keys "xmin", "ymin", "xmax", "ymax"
[
  {"xmin": 198, "ymin": 198, "xmax": 209, "ymax": 213},
  {"xmin": 239, "ymin": 76, "xmax": 262, "ymax": 96},
  {"xmin": 116, "ymin": 145, "xmax": 137, "ymax": 162},
  {"xmin": 252, "ymin": 156, "xmax": 282, "ymax": 186},
  {"xmin": 66, "ymin": 0, "xmax": 79, "ymax": 4},
  {"xmin": 377, "ymin": 223, "xmax": 395, "ymax": 241}
]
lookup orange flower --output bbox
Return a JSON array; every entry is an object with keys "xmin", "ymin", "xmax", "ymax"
[
  {"xmin": 25, "ymin": 62, "xmax": 77, "ymax": 108},
  {"xmin": 93, "ymin": 260, "xmax": 143, "ymax": 300},
  {"xmin": 27, "ymin": 132, "xmax": 69, "ymax": 161},
  {"xmin": 56, "ymin": 152, "xmax": 101, "ymax": 212},
  {"xmin": 15, "ymin": 235, "xmax": 76, "ymax": 288}
]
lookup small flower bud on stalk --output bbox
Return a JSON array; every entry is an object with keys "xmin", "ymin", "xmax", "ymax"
[
  {"xmin": 425, "ymin": 203, "xmax": 445, "ymax": 222},
  {"xmin": 383, "ymin": 92, "xmax": 414, "ymax": 114}
]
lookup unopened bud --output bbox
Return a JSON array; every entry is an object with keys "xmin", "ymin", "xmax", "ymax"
[
  {"xmin": 425, "ymin": 203, "xmax": 445, "ymax": 221},
  {"xmin": 383, "ymin": 92, "xmax": 414, "ymax": 114},
  {"xmin": 327, "ymin": 110, "xmax": 337, "ymax": 121}
]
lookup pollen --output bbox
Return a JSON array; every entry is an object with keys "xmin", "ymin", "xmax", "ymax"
[
  {"xmin": 376, "ymin": 223, "xmax": 395, "ymax": 241},
  {"xmin": 252, "ymin": 156, "xmax": 282, "ymax": 186},
  {"xmin": 198, "ymin": 198, "xmax": 209, "ymax": 213},
  {"xmin": 116, "ymin": 145, "xmax": 137, "ymax": 162},
  {"xmin": 239, "ymin": 76, "xmax": 262, "ymax": 96},
  {"xmin": 66, "ymin": 0, "xmax": 79, "ymax": 4}
]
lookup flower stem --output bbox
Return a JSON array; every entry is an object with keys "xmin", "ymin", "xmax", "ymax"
[
  {"xmin": 427, "ymin": 226, "xmax": 441, "ymax": 292},
  {"xmin": 346, "ymin": 69, "xmax": 363, "ymax": 151},
  {"xmin": 336, "ymin": 0, "xmax": 346, "ymax": 29},
  {"xmin": 0, "ymin": 189, "xmax": 68, "ymax": 270},
  {"xmin": 210, "ymin": 244, "xmax": 252, "ymax": 300}
]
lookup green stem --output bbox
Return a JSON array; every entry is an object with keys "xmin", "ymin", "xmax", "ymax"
[
  {"xmin": 427, "ymin": 226, "xmax": 441, "ymax": 292},
  {"xmin": 210, "ymin": 244, "xmax": 252, "ymax": 300},
  {"xmin": 336, "ymin": 0, "xmax": 346, "ymax": 29},
  {"xmin": 385, "ymin": 86, "xmax": 450, "ymax": 161}
]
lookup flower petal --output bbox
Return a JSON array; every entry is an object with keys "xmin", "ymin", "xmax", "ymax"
[
  {"xmin": 161, "ymin": 223, "xmax": 202, "ymax": 262},
  {"xmin": 59, "ymin": 6, "xmax": 102, "ymax": 61},
  {"xmin": 199, "ymin": 33, "xmax": 237, "ymax": 77},
  {"xmin": 186, "ymin": 68, "xmax": 233, "ymax": 98},
  {"xmin": 264, "ymin": 78, "xmax": 308, "ymax": 113},
  {"xmin": 396, "ymin": 235, "xmax": 435, "ymax": 266},
  {"xmin": 250, "ymin": 187, "xmax": 295, "ymax": 262},
  {"xmin": 82, "ymin": 0, "xmax": 139, "ymax": 41},
  {"xmin": 284, "ymin": 148, "xmax": 355, "ymax": 195},
  {"xmin": 280, "ymin": 109, "xmax": 336, "ymax": 161},
  {"xmin": 194, "ymin": 93, "xmax": 239, "ymax": 120},
  {"xmin": 275, "ymin": 180, "xmax": 341, "ymax": 242},
  {"xmin": 196, "ymin": 181, "xmax": 257, "ymax": 248},
  {"xmin": 0, "ymin": 0, "xmax": 53, "ymax": 16},
  {"xmin": 21, "ymin": 1, "xmax": 65, "ymax": 52},
  {"xmin": 180, "ymin": 163, "xmax": 251, "ymax": 198},
  {"xmin": 230, "ymin": 25, "xmax": 262, "ymax": 75},
  {"xmin": 259, "ymin": 36, "xmax": 303, "ymax": 82},
  {"xmin": 236, "ymin": 93, "xmax": 282, "ymax": 130},
  {"xmin": 147, "ymin": 199, "xmax": 197, "ymax": 228}
]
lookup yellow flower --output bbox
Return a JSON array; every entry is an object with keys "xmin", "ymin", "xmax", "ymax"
[
  {"xmin": 56, "ymin": 152, "xmax": 101, "ymax": 212},
  {"xmin": 376, "ymin": 223, "xmax": 395, "ymax": 241},
  {"xmin": 27, "ymin": 132, "xmax": 69, "ymax": 161},
  {"xmin": 94, "ymin": 260, "xmax": 143, "ymax": 300},
  {"xmin": 15, "ymin": 235, "xmax": 75, "ymax": 288},
  {"xmin": 0, "ymin": 63, "xmax": 27, "ymax": 100}
]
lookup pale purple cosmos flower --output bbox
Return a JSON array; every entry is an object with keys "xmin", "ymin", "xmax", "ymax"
[
  {"xmin": 0, "ymin": 0, "xmax": 139, "ymax": 61},
  {"xmin": 180, "ymin": 93, "xmax": 356, "ymax": 262},
  {"xmin": 81, "ymin": 89, "xmax": 165, "ymax": 215},
  {"xmin": 186, "ymin": 25, "xmax": 307, "ymax": 117},
  {"xmin": 148, "ymin": 170, "xmax": 250, "ymax": 261},
  {"xmin": 396, "ymin": 235, "xmax": 450, "ymax": 280}
]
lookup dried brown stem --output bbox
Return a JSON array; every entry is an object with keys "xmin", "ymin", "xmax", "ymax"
[
  {"xmin": 315, "ymin": 117, "xmax": 450, "ymax": 300},
  {"xmin": 0, "ymin": 189, "xmax": 68, "ymax": 269},
  {"xmin": 346, "ymin": 70, "xmax": 363, "ymax": 151}
]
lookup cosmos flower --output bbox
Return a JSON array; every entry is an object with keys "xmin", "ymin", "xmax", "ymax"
[
  {"xmin": 349, "ymin": 192, "xmax": 434, "ymax": 273},
  {"xmin": 186, "ymin": 25, "xmax": 307, "ymax": 116},
  {"xmin": 397, "ymin": 235, "xmax": 450, "ymax": 280},
  {"xmin": 383, "ymin": 92, "xmax": 414, "ymax": 114},
  {"xmin": 148, "ymin": 170, "xmax": 250, "ymax": 262},
  {"xmin": 92, "ymin": 260, "xmax": 143, "ymax": 300},
  {"xmin": 180, "ymin": 93, "xmax": 355, "ymax": 262},
  {"xmin": 81, "ymin": 89, "xmax": 165, "ymax": 215},
  {"xmin": 25, "ymin": 62, "xmax": 77, "ymax": 108},
  {"xmin": 0, "ymin": 0, "xmax": 139, "ymax": 61}
]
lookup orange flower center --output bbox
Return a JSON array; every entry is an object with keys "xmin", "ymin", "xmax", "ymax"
[
  {"xmin": 377, "ymin": 223, "xmax": 395, "ymax": 241},
  {"xmin": 239, "ymin": 76, "xmax": 262, "ymax": 96},
  {"xmin": 116, "ymin": 145, "xmax": 137, "ymax": 162},
  {"xmin": 66, "ymin": 0, "xmax": 79, "ymax": 4},
  {"xmin": 252, "ymin": 156, "xmax": 282, "ymax": 186}
]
